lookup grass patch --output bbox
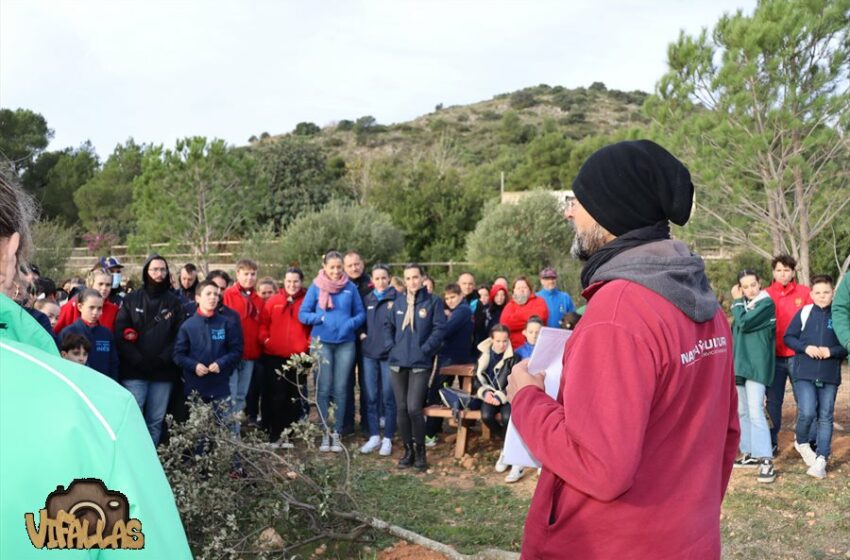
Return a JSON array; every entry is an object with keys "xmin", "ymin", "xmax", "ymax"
[{"xmin": 350, "ymin": 459, "xmax": 527, "ymax": 554}]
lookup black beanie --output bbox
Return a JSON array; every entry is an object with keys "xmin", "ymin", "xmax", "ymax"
[{"xmin": 571, "ymin": 140, "xmax": 694, "ymax": 236}]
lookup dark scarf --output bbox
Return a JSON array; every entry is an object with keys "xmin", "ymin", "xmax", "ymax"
[{"xmin": 580, "ymin": 222, "xmax": 670, "ymax": 289}]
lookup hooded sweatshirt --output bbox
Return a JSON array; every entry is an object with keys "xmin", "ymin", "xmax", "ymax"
[
  {"xmin": 536, "ymin": 287, "xmax": 576, "ymax": 328},
  {"xmin": 511, "ymin": 239, "xmax": 739, "ymax": 560},
  {"xmin": 113, "ymin": 254, "xmax": 185, "ymax": 382},
  {"xmin": 0, "ymin": 300, "xmax": 192, "ymax": 559}
]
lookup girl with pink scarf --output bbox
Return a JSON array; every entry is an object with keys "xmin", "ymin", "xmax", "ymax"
[{"xmin": 298, "ymin": 251, "xmax": 366, "ymax": 452}]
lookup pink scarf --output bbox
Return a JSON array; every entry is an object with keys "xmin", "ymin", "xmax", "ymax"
[{"xmin": 314, "ymin": 269, "xmax": 349, "ymax": 310}]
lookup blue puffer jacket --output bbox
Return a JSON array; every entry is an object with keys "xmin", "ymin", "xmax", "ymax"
[
  {"xmin": 384, "ymin": 289, "xmax": 446, "ymax": 369},
  {"xmin": 173, "ymin": 310, "xmax": 244, "ymax": 399},
  {"xmin": 438, "ymin": 301, "xmax": 473, "ymax": 365},
  {"xmin": 362, "ymin": 287, "xmax": 397, "ymax": 360},
  {"xmin": 299, "ymin": 281, "xmax": 366, "ymax": 344},
  {"xmin": 784, "ymin": 304, "xmax": 848, "ymax": 385}
]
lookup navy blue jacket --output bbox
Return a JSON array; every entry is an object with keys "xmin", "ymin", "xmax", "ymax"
[
  {"xmin": 299, "ymin": 281, "xmax": 366, "ymax": 344},
  {"xmin": 26, "ymin": 307, "xmax": 58, "ymax": 349},
  {"xmin": 384, "ymin": 289, "xmax": 446, "ymax": 369},
  {"xmin": 60, "ymin": 319, "xmax": 119, "ymax": 380},
  {"xmin": 362, "ymin": 287, "xmax": 397, "ymax": 360},
  {"xmin": 173, "ymin": 309, "xmax": 244, "ymax": 399},
  {"xmin": 784, "ymin": 304, "xmax": 848, "ymax": 385},
  {"xmin": 438, "ymin": 301, "xmax": 474, "ymax": 365}
]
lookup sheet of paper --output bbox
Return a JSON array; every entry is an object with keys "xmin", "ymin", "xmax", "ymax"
[{"xmin": 502, "ymin": 327, "xmax": 572, "ymax": 468}]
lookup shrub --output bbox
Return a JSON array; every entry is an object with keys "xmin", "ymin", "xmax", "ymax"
[
  {"xmin": 293, "ymin": 122, "xmax": 320, "ymax": 136},
  {"xmin": 509, "ymin": 90, "xmax": 538, "ymax": 110},
  {"xmin": 277, "ymin": 201, "xmax": 404, "ymax": 274},
  {"xmin": 466, "ymin": 192, "xmax": 575, "ymax": 283},
  {"xmin": 336, "ymin": 120, "xmax": 354, "ymax": 131}
]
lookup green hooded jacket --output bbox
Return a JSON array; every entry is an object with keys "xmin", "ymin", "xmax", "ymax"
[
  {"xmin": 731, "ymin": 291, "xmax": 776, "ymax": 386},
  {"xmin": 832, "ymin": 274, "xmax": 850, "ymax": 352},
  {"xmin": 0, "ymin": 293, "xmax": 192, "ymax": 558}
]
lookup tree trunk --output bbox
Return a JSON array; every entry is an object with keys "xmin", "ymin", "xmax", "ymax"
[{"xmin": 793, "ymin": 166, "xmax": 810, "ymax": 285}]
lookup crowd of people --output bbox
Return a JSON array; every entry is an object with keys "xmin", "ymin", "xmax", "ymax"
[
  {"xmin": 19, "ymin": 238, "xmax": 849, "ymax": 487},
  {"xmin": 19, "ymin": 245, "xmax": 584, "ymax": 479}
]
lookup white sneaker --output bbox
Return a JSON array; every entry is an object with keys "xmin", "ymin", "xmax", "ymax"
[
  {"xmin": 360, "ymin": 435, "xmax": 381, "ymax": 454},
  {"xmin": 505, "ymin": 465, "xmax": 525, "ymax": 483},
  {"xmin": 379, "ymin": 437, "xmax": 393, "ymax": 456},
  {"xmin": 494, "ymin": 452, "xmax": 509, "ymax": 473},
  {"xmin": 806, "ymin": 455, "xmax": 827, "ymax": 479},
  {"xmin": 330, "ymin": 432, "xmax": 343, "ymax": 453},
  {"xmin": 319, "ymin": 433, "xmax": 331, "ymax": 452},
  {"xmin": 794, "ymin": 440, "xmax": 817, "ymax": 467}
]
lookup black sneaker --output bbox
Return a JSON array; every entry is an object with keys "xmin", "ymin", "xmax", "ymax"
[
  {"xmin": 757, "ymin": 459, "xmax": 776, "ymax": 483},
  {"xmin": 733, "ymin": 453, "xmax": 759, "ymax": 468}
]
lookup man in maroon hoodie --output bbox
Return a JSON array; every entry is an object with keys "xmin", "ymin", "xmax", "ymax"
[{"xmin": 507, "ymin": 140, "xmax": 739, "ymax": 559}]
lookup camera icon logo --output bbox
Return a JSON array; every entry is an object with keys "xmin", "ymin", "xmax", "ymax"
[{"xmin": 25, "ymin": 478, "xmax": 144, "ymax": 550}]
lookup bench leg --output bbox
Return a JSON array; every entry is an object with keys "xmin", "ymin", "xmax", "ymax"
[{"xmin": 455, "ymin": 424, "xmax": 468, "ymax": 459}]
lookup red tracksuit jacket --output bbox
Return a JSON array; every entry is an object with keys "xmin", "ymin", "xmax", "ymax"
[
  {"xmin": 222, "ymin": 284, "xmax": 264, "ymax": 360},
  {"xmin": 258, "ymin": 289, "xmax": 311, "ymax": 358},
  {"xmin": 512, "ymin": 279, "xmax": 739, "ymax": 559},
  {"xmin": 765, "ymin": 280, "xmax": 812, "ymax": 357},
  {"xmin": 53, "ymin": 297, "xmax": 119, "ymax": 333}
]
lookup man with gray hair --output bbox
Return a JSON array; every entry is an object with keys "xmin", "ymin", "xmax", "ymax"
[{"xmin": 508, "ymin": 140, "xmax": 739, "ymax": 559}]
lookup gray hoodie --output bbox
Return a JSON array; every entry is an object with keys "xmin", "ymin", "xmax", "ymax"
[{"xmin": 589, "ymin": 239, "xmax": 719, "ymax": 323}]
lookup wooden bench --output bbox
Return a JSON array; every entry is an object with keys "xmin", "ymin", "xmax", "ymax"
[{"xmin": 423, "ymin": 363, "xmax": 493, "ymax": 458}]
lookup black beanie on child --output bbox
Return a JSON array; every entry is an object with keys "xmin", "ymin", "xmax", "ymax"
[{"xmin": 571, "ymin": 140, "xmax": 694, "ymax": 236}]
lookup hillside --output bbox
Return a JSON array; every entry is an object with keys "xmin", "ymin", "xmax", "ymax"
[{"xmin": 251, "ymin": 82, "xmax": 649, "ymax": 191}]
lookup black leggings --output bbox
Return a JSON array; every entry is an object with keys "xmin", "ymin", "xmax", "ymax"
[
  {"xmin": 389, "ymin": 367, "xmax": 430, "ymax": 445},
  {"xmin": 260, "ymin": 355, "xmax": 305, "ymax": 443},
  {"xmin": 480, "ymin": 402, "xmax": 511, "ymax": 435}
]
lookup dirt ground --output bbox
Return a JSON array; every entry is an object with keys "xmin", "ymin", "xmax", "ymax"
[{"xmin": 376, "ymin": 368, "xmax": 850, "ymax": 559}]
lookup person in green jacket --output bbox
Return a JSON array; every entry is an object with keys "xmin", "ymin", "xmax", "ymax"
[
  {"xmin": 0, "ymin": 171, "xmax": 192, "ymax": 558},
  {"xmin": 730, "ymin": 269, "xmax": 777, "ymax": 483},
  {"xmin": 832, "ymin": 274, "xmax": 850, "ymax": 354}
]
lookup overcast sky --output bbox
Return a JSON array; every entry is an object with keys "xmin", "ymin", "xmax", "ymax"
[{"xmin": 2, "ymin": 0, "xmax": 756, "ymax": 158}]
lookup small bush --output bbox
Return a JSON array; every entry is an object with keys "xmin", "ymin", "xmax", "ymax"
[
  {"xmin": 480, "ymin": 110, "xmax": 501, "ymax": 121},
  {"xmin": 293, "ymin": 122, "xmax": 321, "ymax": 136},
  {"xmin": 278, "ymin": 201, "xmax": 404, "ymax": 274},
  {"xmin": 336, "ymin": 120, "xmax": 354, "ymax": 131},
  {"xmin": 324, "ymin": 137, "xmax": 344, "ymax": 148},
  {"xmin": 509, "ymin": 90, "xmax": 538, "ymax": 110},
  {"xmin": 466, "ymin": 192, "xmax": 574, "ymax": 282}
]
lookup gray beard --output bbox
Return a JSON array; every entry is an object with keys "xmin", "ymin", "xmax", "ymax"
[{"xmin": 570, "ymin": 223, "xmax": 610, "ymax": 261}]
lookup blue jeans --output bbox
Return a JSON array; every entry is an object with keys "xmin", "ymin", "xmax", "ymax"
[
  {"xmin": 122, "ymin": 379, "xmax": 173, "ymax": 446},
  {"xmin": 737, "ymin": 380, "xmax": 772, "ymax": 458},
  {"xmin": 229, "ymin": 360, "xmax": 254, "ymax": 414},
  {"xmin": 315, "ymin": 340, "xmax": 355, "ymax": 434},
  {"xmin": 362, "ymin": 357, "xmax": 396, "ymax": 439},
  {"xmin": 793, "ymin": 379, "xmax": 838, "ymax": 459}
]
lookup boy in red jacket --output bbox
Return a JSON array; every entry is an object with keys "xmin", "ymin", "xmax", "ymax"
[
  {"xmin": 507, "ymin": 140, "xmax": 738, "ymax": 559},
  {"xmin": 222, "ymin": 258, "xmax": 264, "ymax": 433},
  {"xmin": 764, "ymin": 254, "xmax": 812, "ymax": 452},
  {"xmin": 258, "ymin": 267, "xmax": 311, "ymax": 445}
]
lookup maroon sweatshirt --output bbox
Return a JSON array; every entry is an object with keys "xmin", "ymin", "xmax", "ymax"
[{"xmin": 512, "ymin": 240, "xmax": 739, "ymax": 560}]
